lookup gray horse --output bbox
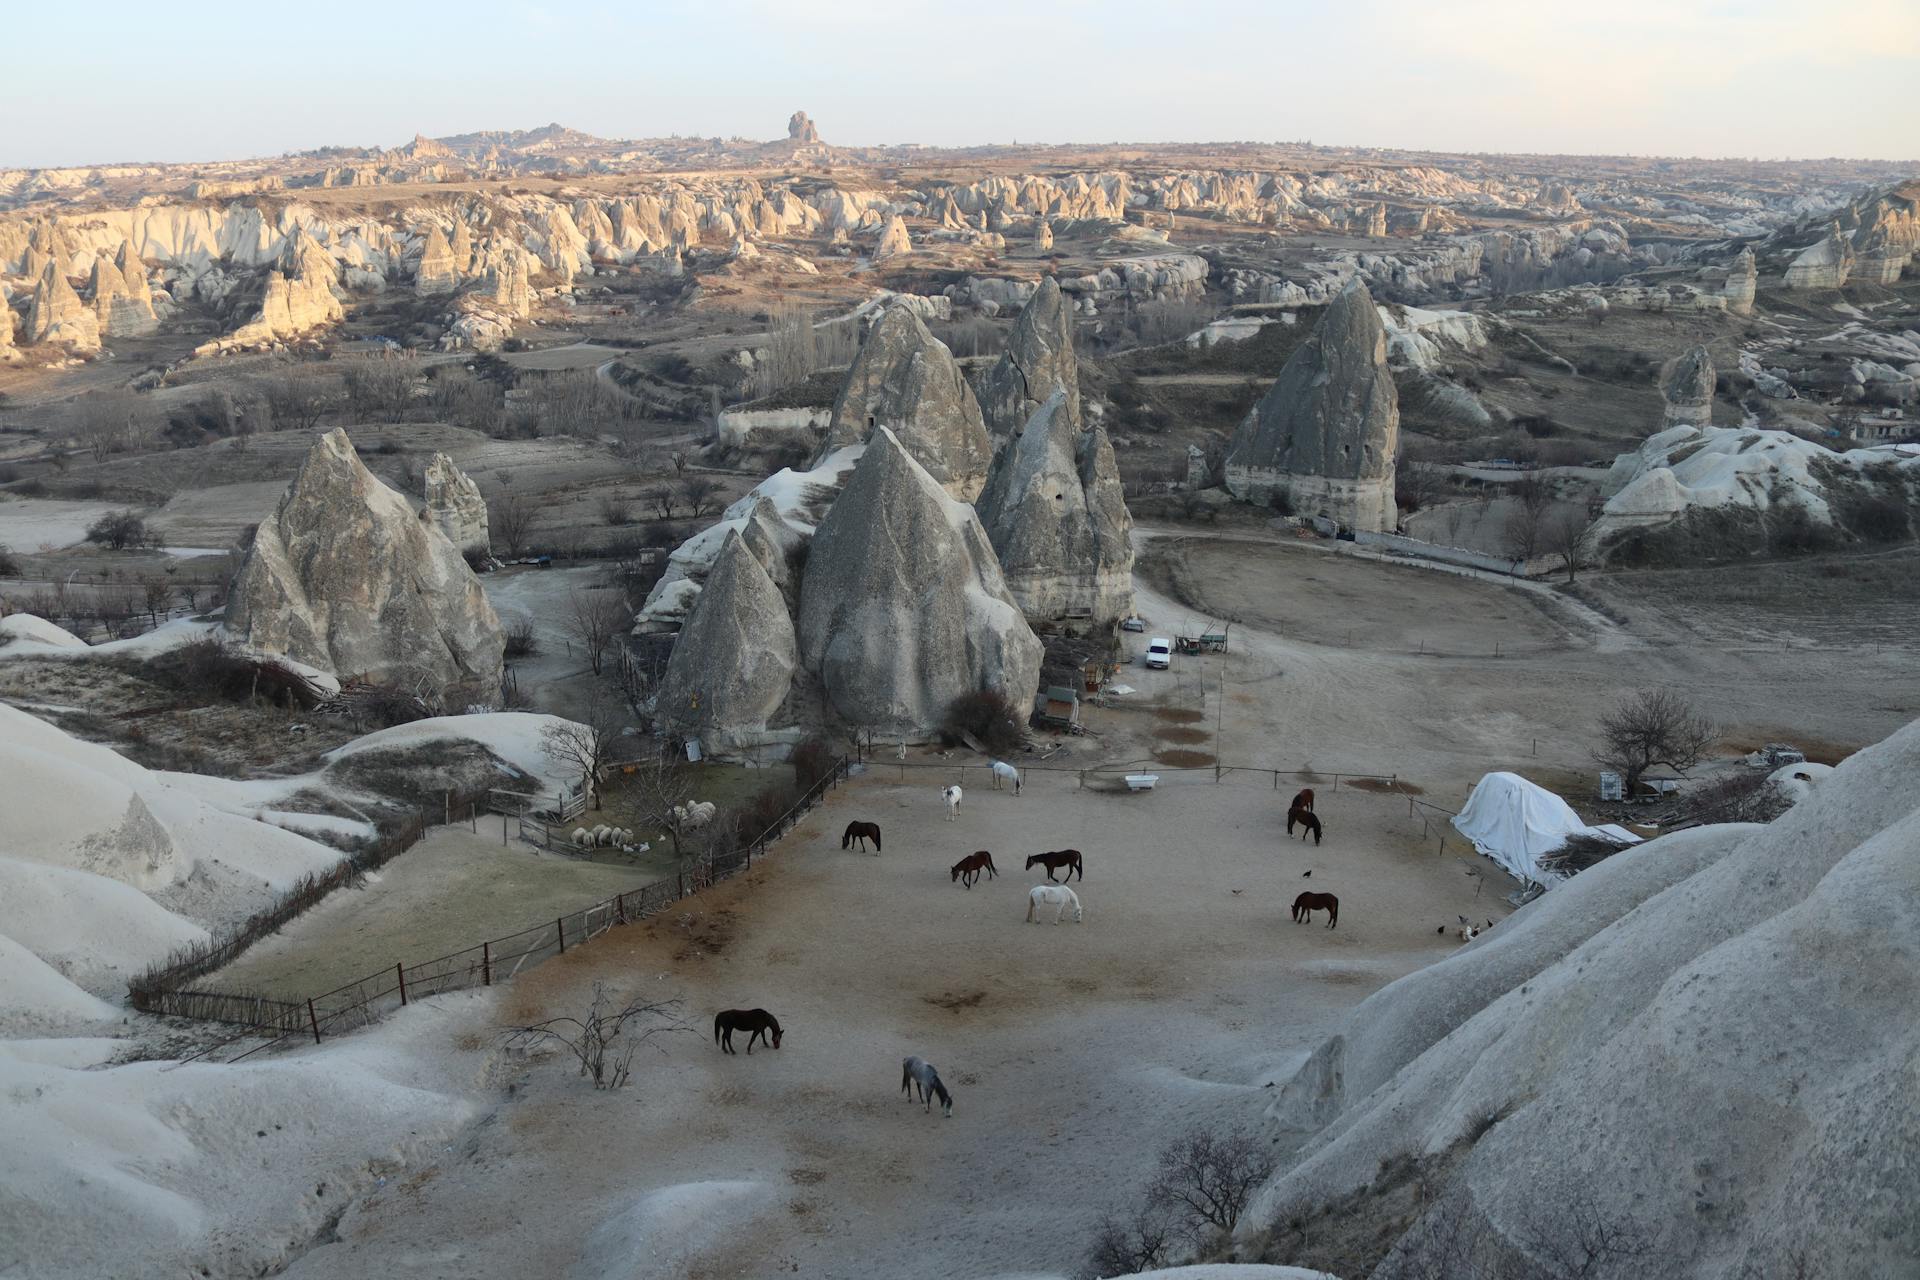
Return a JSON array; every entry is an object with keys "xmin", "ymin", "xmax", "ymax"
[{"xmin": 901, "ymin": 1056, "xmax": 954, "ymax": 1117}]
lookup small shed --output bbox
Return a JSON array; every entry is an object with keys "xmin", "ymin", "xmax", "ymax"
[{"xmin": 1032, "ymin": 684, "xmax": 1082, "ymax": 732}]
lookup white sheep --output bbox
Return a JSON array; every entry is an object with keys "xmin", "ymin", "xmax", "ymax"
[
  {"xmin": 592, "ymin": 824, "xmax": 613, "ymax": 846},
  {"xmin": 572, "ymin": 827, "xmax": 590, "ymax": 846}
]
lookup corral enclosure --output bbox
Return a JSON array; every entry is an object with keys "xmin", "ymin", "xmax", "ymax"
[{"xmin": 283, "ymin": 765, "xmax": 1506, "ymax": 1279}]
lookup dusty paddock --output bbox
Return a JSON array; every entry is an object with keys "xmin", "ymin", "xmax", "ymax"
[{"xmin": 284, "ymin": 767, "xmax": 1498, "ymax": 1280}]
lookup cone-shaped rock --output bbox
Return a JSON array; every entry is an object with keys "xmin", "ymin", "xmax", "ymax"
[
  {"xmin": 975, "ymin": 391, "xmax": 1134, "ymax": 627},
  {"xmin": 416, "ymin": 225, "xmax": 459, "ymax": 295},
  {"xmin": 656, "ymin": 530, "xmax": 799, "ymax": 756},
  {"xmin": 226, "ymin": 429, "xmax": 503, "ymax": 703},
  {"xmin": 797, "ymin": 428, "xmax": 1042, "ymax": 740},
  {"xmin": 424, "ymin": 453, "xmax": 490, "ymax": 557},
  {"xmin": 1660, "ymin": 346, "xmax": 1715, "ymax": 427},
  {"xmin": 26, "ymin": 261, "xmax": 100, "ymax": 351},
  {"xmin": 873, "ymin": 214, "xmax": 911, "ymax": 261},
  {"xmin": 978, "ymin": 277, "xmax": 1080, "ymax": 437},
  {"xmin": 816, "ymin": 304, "xmax": 992, "ymax": 500},
  {"xmin": 1224, "ymin": 278, "xmax": 1398, "ymax": 531}
]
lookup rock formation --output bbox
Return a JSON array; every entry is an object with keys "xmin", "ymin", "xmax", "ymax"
[
  {"xmin": 873, "ymin": 214, "xmax": 911, "ymax": 262},
  {"xmin": 1722, "ymin": 247, "xmax": 1757, "ymax": 314},
  {"xmin": 977, "ymin": 277, "xmax": 1081, "ymax": 438},
  {"xmin": 1659, "ymin": 345, "xmax": 1715, "ymax": 426},
  {"xmin": 796, "ymin": 428, "xmax": 1042, "ymax": 740},
  {"xmin": 88, "ymin": 249, "xmax": 156, "ymax": 337},
  {"xmin": 26, "ymin": 261, "xmax": 100, "ymax": 352},
  {"xmin": 416, "ymin": 225, "xmax": 459, "ymax": 294},
  {"xmin": 449, "ymin": 218, "xmax": 474, "ymax": 276},
  {"xmin": 815, "ymin": 303, "xmax": 993, "ymax": 500},
  {"xmin": 974, "ymin": 391, "xmax": 1135, "ymax": 628},
  {"xmin": 786, "ymin": 111, "xmax": 819, "ymax": 144},
  {"xmin": 424, "ymin": 453, "xmax": 490, "ymax": 558},
  {"xmin": 1785, "ymin": 224, "xmax": 1853, "ymax": 289},
  {"xmin": 1034, "ymin": 219, "xmax": 1054, "ymax": 252},
  {"xmin": 1246, "ymin": 716, "xmax": 1920, "ymax": 1278},
  {"xmin": 1224, "ymin": 278, "xmax": 1399, "ymax": 531},
  {"xmin": 654, "ymin": 530, "xmax": 800, "ymax": 756},
  {"xmin": 226, "ymin": 429, "xmax": 504, "ymax": 704}
]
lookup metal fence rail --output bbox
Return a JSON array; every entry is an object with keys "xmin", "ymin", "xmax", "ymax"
[{"xmin": 171, "ymin": 757, "xmax": 851, "ymax": 1066}]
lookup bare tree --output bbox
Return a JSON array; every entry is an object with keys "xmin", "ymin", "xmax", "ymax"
[
  {"xmin": 501, "ymin": 983, "xmax": 683, "ymax": 1089},
  {"xmin": 72, "ymin": 392, "xmax": 138, "ymax": 462},
  {"xmin": 598, "ymin": 494, "xmax": 634, "ymax": 527},
  {"xmin": 539, "ymin": 694, "xmax": 624, "ymax": 809},
  {"xmin": 1503, "ymin": 502, "xmax": 1545, "ymax": 563},
  {"xmin": 1512, "ymin": 471, "xmax": 1553, "ymax": 517},
  {"xmin": 140, "ymin": 575, "xmax": 172, "ymax": 626},
  {"xmin": 344, "ymin": 357, "xmax": 416, "ymax": 423},
  {"xmin": 1145, "ymin": 1128, "xmax": 1275, "ymax": 1241},
  {"xmin": 626, "ymin": 748, "xmax": 699, "ymax": 863},
  {"xmin": 1443, "ymin": 501, "xmax": 1470, "ymax": 547},
  {"xmin": 680, "ymin": 474, "xmax": 720, "ymax": 518},
  {"xmin": 492, "ymin": 495, "xmax": 535, "ymax": 557},
  {"xmin": 1396, "ymin": 459, "xmax": 1448, "ymax": 515},
  {"xmin": 1596, "ymin": 689, "xmax": 1716, "ymax": 798},
  {"xmin": 644, "ymin": 485, "xmax": 676, "ymax": 520},
  {"xmin": 262, "ymin": 367, "xmax": 328, "ymax": 432},
  {"xmin": 1544, "ymin": 505, "xmax": 1598, "ymax": 582},
  {"xmin": 565, "ymin": 589, "xmax": 625, "ymax": 676},
  {"xmin": 753, "ymin": 300, "xmax": 818, "ymax": 398},
  {"xmin": 1081, "ymin": 1207, "xmax": 1177, "ymax": 1279}
]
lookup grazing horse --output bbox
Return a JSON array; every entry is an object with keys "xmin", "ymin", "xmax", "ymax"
[
  {"xmin": 951, "ymin": 851, "xmax": 997, "ymax": 888},
  {"xmin": 1025, "ymin": 849, "xmax": 1083, "ymax": 882},
  {"xmin": 841, "ymin": 821, "xmax": 882, "ymax": 852},
  {"xmin": 941, "ymin": 785, "xmax": 963, "ymax": 821},
  {"xmin": 1287, "ymin": 807, "xmax": 1323, "ymax": 846},
  {"xmin": 991, "ymin": 761, "xmax": 1022, "ymax": 794},
  {"xmin": 1291, "ymin": 892, "xmax": 1339, "ymax": 928},
  {"xmin": 1291, "ymin": 788, "xmax": 1315, "ymax": 814},
  {"xmin": 901, "ymin": 1056, "xmax": 954, "ymax": 1116},
  {"xmin": 714, "ymin": 1008, "xmax": 783, "ymax": 1054},
  {"xmin": 1026, "ymin": 884, "xmax": 1084, "ymax": 924}
]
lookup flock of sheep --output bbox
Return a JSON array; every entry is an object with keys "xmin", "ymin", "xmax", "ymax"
[{"xmin": 569, "ymin": 800, "xmax": 717, "ymax": 853}]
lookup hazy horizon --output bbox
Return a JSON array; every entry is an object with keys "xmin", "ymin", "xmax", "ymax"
[{"xmin": 5, "ymin": 0, "xmax": 1918, "ymax": 170}]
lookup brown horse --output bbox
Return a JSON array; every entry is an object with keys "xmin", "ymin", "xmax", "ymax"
[
  {"xmin": 1291, "ymin": 788, "xmax": 1315, "ymax": 813},
  {"xmin": 951, "ymin": 851, "xmax": 997, "ymax": 888},
  {"xmin": 1287, "ymin": 806, "xmax": 1322, "ymax": 846},
  {"xmin": 841, "ymin": 821, "xmax": 882, "ymax": 852},
  {"xmin": 714, "ymin": 1008, "xmax": 783, "ymax": 1054},
  {"xmin": 1026, "ymin": 850, "xmax": 1083, "ymax": 882},
  {"xmin": 1291, "ymin": 892, "xmax": 1338, "ymax": 928}
]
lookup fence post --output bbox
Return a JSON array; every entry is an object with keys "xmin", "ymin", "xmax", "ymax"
[
  {"xmin": 307, "ymin": 998, "xmax": 322, "ymax": 1045},
  {"xmin": 396, "ymin": 962, "xmax": 407, "ymax": 1006},
  {"xmin": 556, "ymin": 917, "xmax": 566, "ymax": 953},
  {"xmin": 482, "ymin": 940, "xmax": 491, "ymax": 986}
]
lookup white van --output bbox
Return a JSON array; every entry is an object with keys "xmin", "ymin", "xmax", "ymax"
[{"xmin": 1145, "ymin": 637, "xmax": 1173, "ymax": 669}]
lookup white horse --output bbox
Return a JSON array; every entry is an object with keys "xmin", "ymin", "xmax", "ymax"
[
  {"xmin": 1026, "ymin": 884, "xmax": 1083, "ymax": 924},
  {"xmin": 990, "ymin": 761, "xmax": 1021, "ymax": 794},
  {"xmin": 900, "ymin": 1055, "xmax": 954, "ymax": 1117},
  {"xmin": 941, "ymin": 785, "xmax": 962, "ymax": 821}
]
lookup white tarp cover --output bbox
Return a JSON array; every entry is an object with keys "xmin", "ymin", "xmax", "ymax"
[{"xmin": 1451, "ymin": 771, "xmax": 1630, "ymax": 886}]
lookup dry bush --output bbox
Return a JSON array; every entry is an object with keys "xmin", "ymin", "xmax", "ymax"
[
  {"xmin": 344, "ymin": 357, "xmax": 416, "ymax": 422},
  {"xmin": 1080, "ymin": 1207, "xmax": 1178, "ymax": 1279},
  {"xmin": 502, "ymin": 983, "xmax": 684, "ymax": 1090},
  {"xmin": 1147, "ymin": 1128, "xmax": 1275, "ymax": 1241},
  {"xmin": 598, "ymin": 494, "xmax": 635, "ymax": 527},
  {"xmin": 503, "ymin": 617, "xmax": 539, "ymax": 659},
  {"xmin": 492, "ymin": 495, "xmax": 536, "ymax": 556},
  {"xmin": 942, "ymin": 688, "xmax": 1026, "ymax": 755},
  {"xmin": 1684, "ymin": 768, "xmax": 1791, "ymax": 826},
  {"xmin": 791, "ymin": 736, "xmax": 837, "ymax": 791}
]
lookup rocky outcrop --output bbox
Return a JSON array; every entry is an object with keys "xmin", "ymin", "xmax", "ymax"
[
  {"xmin": 796, "ymin": 428, "xmax": 1042, "ymax": 740},
  {"xmin": 654, "ymin": 530, "xmax": 800, "ymax": 756},
  {"xmin": 424, "ymin": 453, "xmax": 490, "ymax": 558},
  {"xmin": 977, "ymin": 277, "xmax": 1080, "ymax": 438},
  {"xmin": 1034, "ymin": 219, "xmax": 1054, "ymax": 251},
  {"xmin": 815, "ymin": 303, "xmax": 993, "ymax": 500},
  {"xmin": 1659, "ymin": 345, "xmax": 1715, "ymax": 426},
  {"xmin": 226, "ymin": 429, "xmax": 503, "ymax": 704},
  {"xmin": 786, "ymin": 111, "xmax": 819, "ymax": 144},
  {"xmin": 1722, "ymin": 247, "xmax": 1757, "ymax": 314},
  {"xmin": 873, "ymin": 214, "xmax": 911, "ymax": 262},
  {"xmin": 1224, "ymin": 278, "xmax": 1399, "ymax": 531},
  {"xmin": 974, "ymin": 391, "xmax": 1135, "ymax": 627},
  {"xmin": 1246, "ymin": 716, "xmax": 1920, "ymax": 1279},
  {"xmin": 416, "ymin": 225, "xmax": 459, "ymax": 294},
  {"xmin": 1784, "ymin": 224, "xmax": 1853, "ymax": 289},
  {"xmin": 26, "ymin": 261, "xmax": 99, "ymax": 351},
  {"xmin": 88, "ymin": 247, "xmax": 156, "ymax": 337}
]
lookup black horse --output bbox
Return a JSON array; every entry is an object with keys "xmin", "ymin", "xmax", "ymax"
[
  {"xmin": 1025, "ymin": 850, "xmax": 1084, "ymax": 882},
  {"xmin": 951, "ymin": 851, "xmax": 997, "ymax": 888},
  {"xmin": 1287, "ymin": 807, "xmax": 1322, "ymax": 846},
  {"xmin": 1291, "ymin": 892, "xmax": 1339, "ymax": 928},
  {"xmin": 714, "ymin": 1008, "xmax": 783, "ymax": 1054},
  {"xmin": 842, "ymin": 821, "xmax": 882, "ymax": 852}
]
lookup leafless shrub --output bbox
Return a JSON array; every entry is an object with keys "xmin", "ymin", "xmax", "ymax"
[
  {"xmin": 344, "ymin": 356, "xmax": 416, "ymax": 423},
  {"xmin": 598, "ymin": 493, "xmax": 635, "ymax": 527},
  {"xmin": 1146, "ymin": 1127, "xmax": 1275, "ymax": 1241},
  {"xmin": 261, "ymin": 365, "xmax": 330, "ymax": 432},
  {"xmin": 84, "ymin": 510, "xmax": 154, "ymax": 551},
  {"xmin": 1502, "ymin": 503, "xmax": 1544, "ymax": 562},
  {"xmin": 941, "ymin": 688, "xmax": 1025, "ymax": 755},
  {"xmin": 501, "ymin": 982, "xmax": 684, "ymax": 1089},
  {"xmin": 680, "ymin": 474, "xmax": 720, "ymax": 517},
  {"xmin": 539, "ymin": 693, "xmax": 624, "ymax": 809},
  {"xmin": 644, "ymin": 485, "xmax": 676, "ymax": 520},
  {"xmin": 503, "ymin": 617, "xmax": 539, "ymax": 659},
  {"xmin": 1080, "ymin": 1206, "xmax": 1178, "ymax": 1279},
  {"xmin": 1684, "ymin": 768, "xmax": 1791, "ymax": 826}
]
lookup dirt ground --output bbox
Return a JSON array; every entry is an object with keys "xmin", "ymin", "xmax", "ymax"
[
  {"xmin": 214, "ymin": 816, "xmax": 673, "ymax": 1002},
  {"xmin": 283, "ymin": 767, "xmax": 1494, "ymax": 1280}
]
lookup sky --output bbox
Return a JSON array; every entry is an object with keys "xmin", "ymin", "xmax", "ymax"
[{"xmin": 4, "ymin": 0, "xmax": 1916, "ymax": 168}]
